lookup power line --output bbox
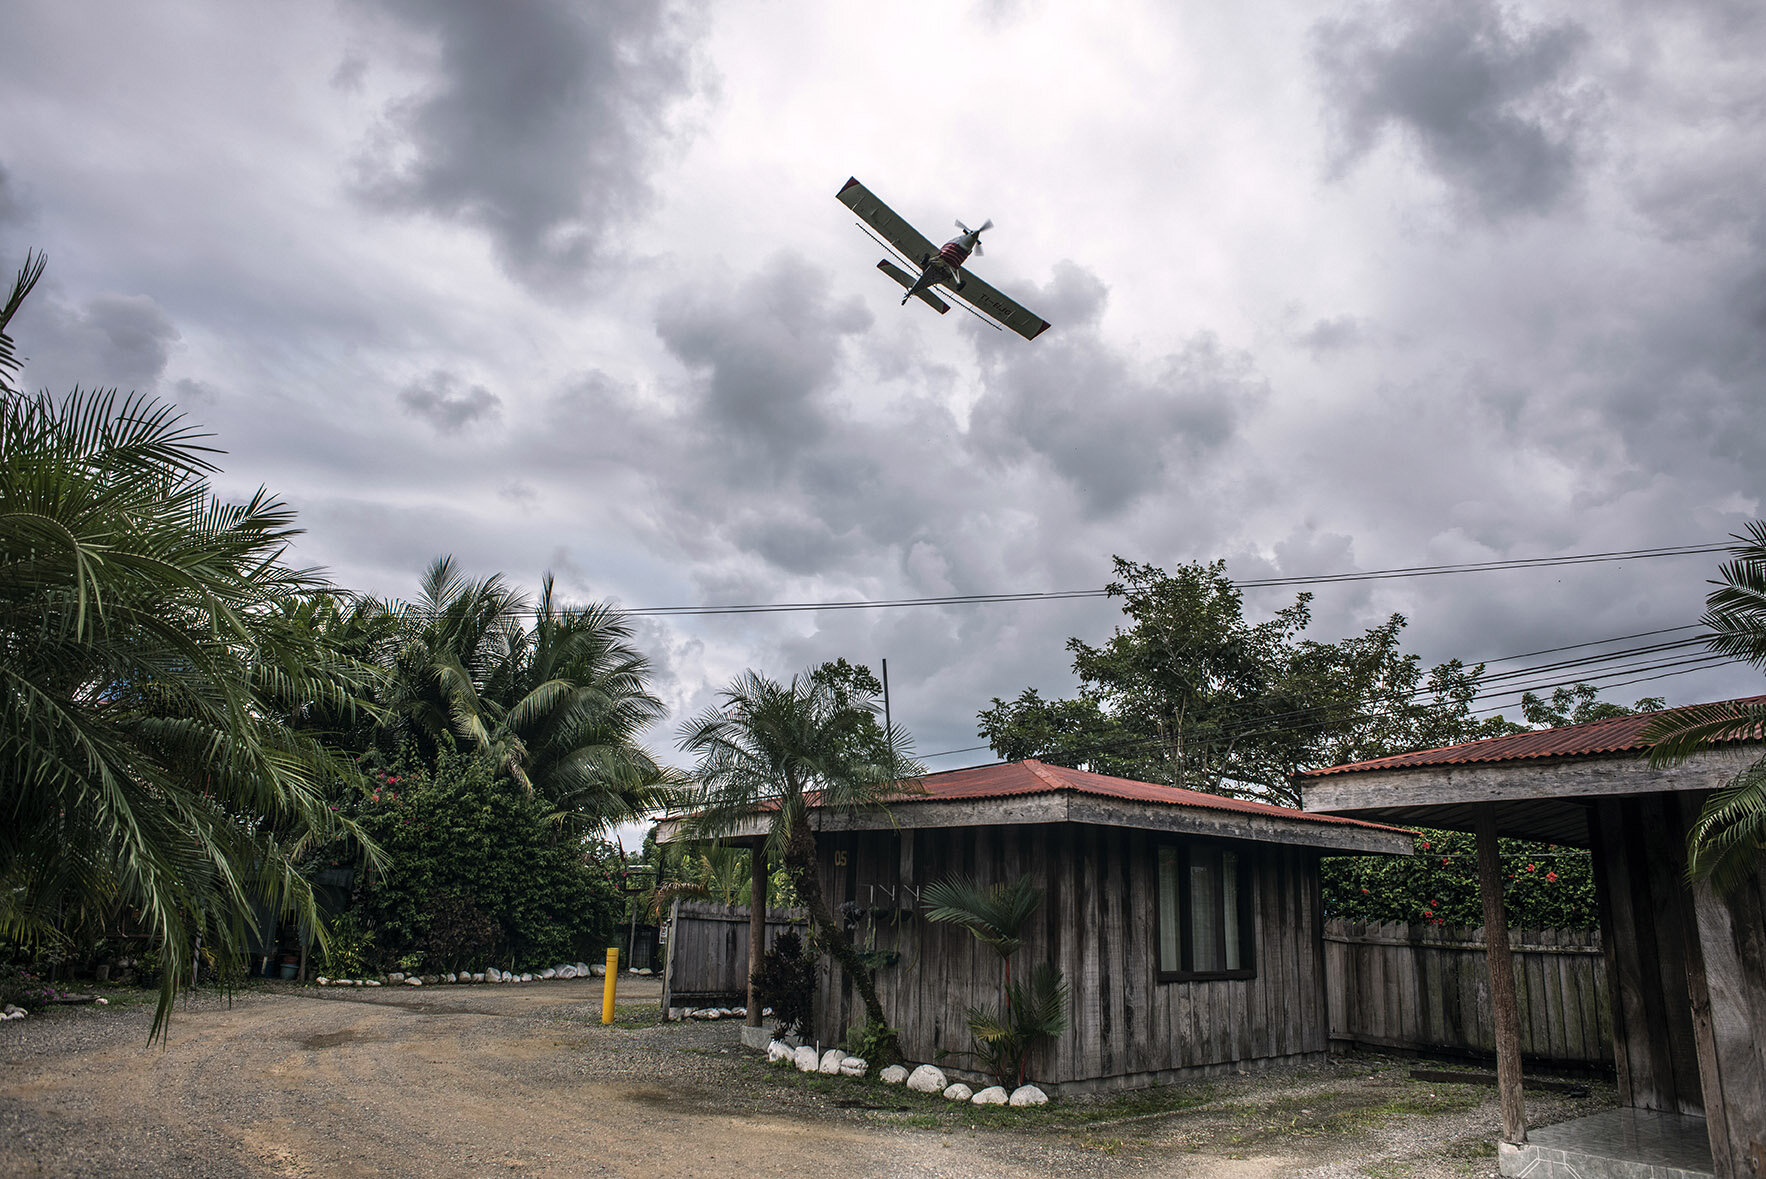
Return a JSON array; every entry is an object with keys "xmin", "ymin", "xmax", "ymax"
[{"xmin": 619, "ymin": 543, "xmax": 1727, "ymax": 619}]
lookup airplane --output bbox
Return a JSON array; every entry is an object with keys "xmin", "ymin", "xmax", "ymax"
[{"xmin": 836, "ymin": 177, "xmax": 1051, "ymax": 341}]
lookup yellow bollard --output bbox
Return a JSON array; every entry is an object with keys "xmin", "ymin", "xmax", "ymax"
[{"xmin": 601, "ymin": 947, "xmax": 619, "ymax": 1025}]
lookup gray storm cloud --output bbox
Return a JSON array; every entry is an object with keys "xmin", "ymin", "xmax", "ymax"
[
  {"xmin": 398, "ymin": 370, "xmax": 503, "ymax": 433},
  {"xmin": 1312, "ymin": 0, "xmax": 1593, "ymax": 220},
  {"xmin": 350, "ymin": 0, "xmax": 705, "ymax": 291}
]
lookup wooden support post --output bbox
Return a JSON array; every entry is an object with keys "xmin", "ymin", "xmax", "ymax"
[
  {"xmin": 1477, "ymin": 805, "xmax": 1527, "ymax": 1145},
  {"xmin": 747, "ymin": 840, "xmax": 766, "ymax": 1027}
]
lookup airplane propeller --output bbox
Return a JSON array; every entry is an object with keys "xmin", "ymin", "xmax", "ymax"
[{"xmin": 956, "ymin": 218, "xmax": 993, "ymax": 256}]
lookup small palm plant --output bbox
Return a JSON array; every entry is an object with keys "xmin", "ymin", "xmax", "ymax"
[
  {"xmin": 921, "ymin": 873, "xmax": 1069, "ymax": 1088},
  {"xmin": 1645, "ymin": 521, "xmax": 1766, "ymax": 892}
]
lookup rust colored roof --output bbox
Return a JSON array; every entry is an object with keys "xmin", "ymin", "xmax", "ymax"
[
  {"xmin": 1295, "ymin": 694, "xmax": 1766, "ymax": 779},
  {"xmin": 877, "ymin": 760, "xmax": 1405, "ymax": 833}
]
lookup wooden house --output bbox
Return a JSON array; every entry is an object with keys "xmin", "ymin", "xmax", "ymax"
[
  {"xmin": 797, "ymin": 760, "xmax": 1411, "ymax": 1093},
  {"xmin": 1298, "ymin": 701, "xmax": 1766, "ymax": 1179}
]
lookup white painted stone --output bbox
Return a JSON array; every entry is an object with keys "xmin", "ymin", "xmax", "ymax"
[
  {"xmin": 767, "ymin": 1040, "xmax": 793, "ymax": 1063},
  {"xmin": 485, "ymin": 967, "xmax": 501, "ymax": 982},
  {"xmin": 472, "ymin": 973, "xmax": 485, "ymax": 983},
  {"xmin": 520, "ymin": 973, "xmax": 533, "ymax": 982},
  {"xmin": 541, "ymin": 967, "xmax": 556, "ymax": 979},
  {"xmin": 558, "ymin": 965, "xmax": 577, "ymax": 979},
  {"xmin": 388, "ymin": 972, "xmax": 404, "ymax": 983},
  {"xmin": 365, "ymin": 980, "xmax": 381, "ymax": 987},
  {"xmin": 839, "ymin": 1056, "xmax": 868, "ymax": 1077},
  {"xmin": 1008, "ymin": 1085, "xmax": 1048, "ymax": 1106},
  {"xmin": 589, "ymin": 964, "xmax": 606, "ymax": 977},
  {"xmin": 906, "ymin": 1065, "xmax": 947, "ymax": 1094},
  {"xmin": 316, "ymin": 977, "xmax": 330, "ymax": 986},
  {"xmin": 444, "ymin": 973, "xmax": 457, "ymax": 984},
  {"xmin": 817, "ymin": 1049, "xmax": 844, "ymax": 1075},
  {"xmin": 879, "ymin": 1065, "xmax": 908, "ymax": 1085},
  {"xmin": 94, "ymin": 997, "xmax": 108, "ymax": 1005},
  {"xmin": 404, "ymin": 976, "xmax": 422, "ymax": 986},
  {"xmin": 793, "ymin": 1045, "xmax": 820, "ymax": 1072},
  {"xmin": 970, "ymin": 1086, "xmax": 1008, "ymax": 1105},
  {"xmin": 943, "ymin": 1083, "xmax": 973, "ymax": 1101}
]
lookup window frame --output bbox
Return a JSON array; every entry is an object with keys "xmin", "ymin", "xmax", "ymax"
[{"xmin": 1153, "ymin": 841, "xmax": 1257, "ymax": 983}]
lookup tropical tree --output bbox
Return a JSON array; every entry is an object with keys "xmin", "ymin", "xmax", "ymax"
[
  {"xmin": 381, "ymin": 558, "xmax": 673, "ymax": 833},
  {"xmin": 677, "ymin": 661, "xmax": 920, "ymax": 1051},
  {"xmin": 1645, "ymin": 522, "xmax": 1766, "ymax": 891},
  {"xmin": 980, "ymin": 558, "xmax": 1517, "ymax": 807},
  {"xmin": 1, "ymin": 255, "xmax": 380, "ymax": 1035}
]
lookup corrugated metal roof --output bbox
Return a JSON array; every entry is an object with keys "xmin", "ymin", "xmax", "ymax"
[
  {"xmin": 881, "ymin": 759, "xmax": 1405, "ymax": 833},
  {"xmin": 1295, "ymin": 694, "xmax": 1766, "ymax": 778}
]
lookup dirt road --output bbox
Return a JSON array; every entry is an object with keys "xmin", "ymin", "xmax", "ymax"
[{"xmin": 0, "ymin": 979, "xmax": 1613, "ymax": 1178}]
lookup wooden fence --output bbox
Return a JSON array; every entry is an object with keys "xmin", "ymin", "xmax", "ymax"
[
  {"xmin": 660, "ymin": 900, "xmax": 807, "ymax": 1011},
  {"xmin": 1324, "ymin": 920, "xmax": 1612, "ymax": 1067}
]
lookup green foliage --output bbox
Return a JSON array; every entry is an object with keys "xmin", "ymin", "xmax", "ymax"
[
  {"xmin": 979, "ymin": 558, "xmax": 1517, "ymax": 807},
  {"xmin": 348, "ymin": 745, "xmax": 623, "ymax": 968},
  {"xmin": 0, "ymin": 258, "xmax": 384, "ymax": 1038},
  {"xmin": 379, "ymin": 560, "xmax": 676, "ymax": 834},
  {"xmin": 1323, "ymin": 830, "xmax": 1597, "ymax": 929},
  {"xmin": 754, "ymin": 929, "xmax": 817, "ymax": 1036},
  {"xmin": 1645, "ymin": 522, "xmax": 1766, "ymax": 892},
  {"xmin": 1519, "ymin": 684, "xmax": 1665, "ymax": 728},
  {"xmin": 921, "ymin": 875, "xmax": 1044, "ymax": 960},
  {"xmin": 845, "ymin": 1016, "xmax": 902, "ymax": 1065},
  {"xmin": 320, "ymin": 911, "xmax": 376, "ymax": 978},
  {"xmin": 965, "ymin": 962, "xmax": 1070, "ymax": 1089}
]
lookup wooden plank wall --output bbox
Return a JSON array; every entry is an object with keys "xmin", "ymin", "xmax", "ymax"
[
  {"xmin": 811, "ymin": 823, "xmax": 1328, "ymax": 1090},
  {"xmin": 1683, "ymin": 797, "xmax": 1766, "ymax": 1179},
  {"xmin": 1592, "ymin": 795, "xmax": 1707, "ymax": 1113},
  {"xmin": 661, "ymin": 901, "xmax": 806, "ymax": 1009},
  {"xmin": 1323, "ymin": 920, "xmax": 1612, "ymax": 1067}
]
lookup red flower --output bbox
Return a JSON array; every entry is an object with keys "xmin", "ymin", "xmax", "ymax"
[
  {"xmin": 1419, "ymin": 840, "xmax": 1430, "ymax": 850},
  {"xmin": 1441, "ymin": 857, "xmax": 1450, "ymax": 865},
  {"xmin": 1422, "ymin": 908, "xmax": 1433, "ymax": 918},
  {"xmin": 1526, "ymin": 863, "xmax": 1536, "ymax": 872},
  {"xmin": 1361, "ymin": 888, "xmax": 1369, "ymax": 894},
  {"xmin": 1545, "ymin": 871, "xmax": 1558, "ymax": 882}
]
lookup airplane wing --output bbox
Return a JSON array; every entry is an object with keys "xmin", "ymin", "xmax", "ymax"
[
  {"xmin": 950, "ymin": 270, "xmax": 1052, "ymax": 341},
  {"xmin": 837, "ymin": 177, "xmax": 938, "ymax": 267}
]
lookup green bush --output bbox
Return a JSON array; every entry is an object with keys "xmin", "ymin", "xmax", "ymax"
[
  {"xmin": 754, "ymin": 929, "xmax": 816, "ymax": 1036},
  {"xmin": 320, "ymin": 911, "xmax": 376, "ymax": 978},
  {"xmin": 1323, "ymin": 829, "xmax": 1597, "ymax": 930},
  {"xmin": 346, "ymin": 746, "xmax": 623, "ymax": 969}
]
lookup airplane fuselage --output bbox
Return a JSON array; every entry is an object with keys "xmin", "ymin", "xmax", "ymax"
[{"xmin": 903, "ymin": 230, "xmax": 981, "ymax": 304}]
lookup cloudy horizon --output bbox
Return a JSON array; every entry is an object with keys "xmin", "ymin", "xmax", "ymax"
[{"xmin": 6, "ymin": 0, "xmax": 1763, "ymax": 820}]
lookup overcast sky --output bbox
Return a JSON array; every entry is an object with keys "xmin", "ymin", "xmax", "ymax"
[{"xmin": 6, "ymin": 0, "xmax": 1764, "ymax": 830}]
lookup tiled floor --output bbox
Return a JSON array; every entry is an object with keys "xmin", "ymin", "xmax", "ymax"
[{"xmin": 1499, "ymin": 1108, "xmax": 1714, "ymax": 1179}]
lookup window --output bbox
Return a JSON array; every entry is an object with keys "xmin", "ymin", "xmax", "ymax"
[{"xmin": 1156, "ymin": 843, "xmax": 1254, "ymax": 980}]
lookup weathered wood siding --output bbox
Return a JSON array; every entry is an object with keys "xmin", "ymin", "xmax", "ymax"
[
  {"xmin": 1324, "ymin": 920, "xmax": 1611, "ymax": 1066},
  {"xmin": 1593, "ymin": 792, "xmax": 1766, "ymax": 1178},
  {"xmin": 661, "ymin": 900, "xmax": 806, "ymax": 1009},
  {"xmin": 811, "ymin": 823, "xmax": 1328, "ymax": 1092}
]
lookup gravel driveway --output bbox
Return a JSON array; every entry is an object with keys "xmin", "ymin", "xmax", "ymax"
[{"xmin": 0, "ymin": 979, "xmax": 1617, "ymax": 1178}]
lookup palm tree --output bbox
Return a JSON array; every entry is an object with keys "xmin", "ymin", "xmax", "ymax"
[
  {"xmin": 480, "ymin": 575, "xmax": 677, "ymax": 831},
  {"xmin": 677, "ymin": 663, "xmax": 920, "ymax": 1043},
  {"xmin": 1645, "ymin": 522, "xmax": 1766, "ymax": 892},
  {"xmin": 1, "ymin": 255, "xmax": 381, "ymax": 1035},
  {"xmin": 381, "ymin": 556, "xmax": 524, "ymax": 760},
  {"xmin": 922, "ymin": 874, "xmax": 1044, "ymax": 993},
  {"xmin": 380, "ymin": 561, "xmax": 673, "ymax": 833}
]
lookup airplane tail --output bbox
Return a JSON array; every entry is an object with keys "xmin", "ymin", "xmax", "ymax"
[{"xmin": 876, "ymin": 260, "xmax": 950, "ymax": 314}]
